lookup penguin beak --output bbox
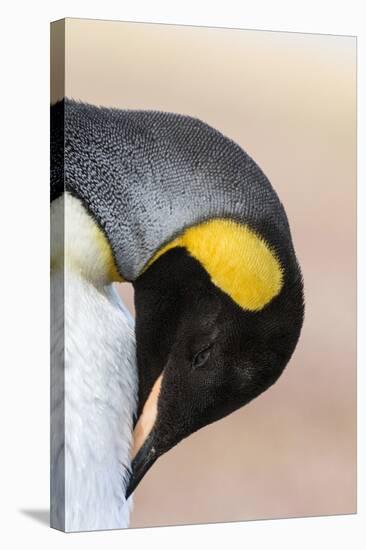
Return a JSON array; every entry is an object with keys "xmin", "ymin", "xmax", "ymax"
[{"xmin": 126, "ymin": 430, "xmax": 159, "ymax": 498}]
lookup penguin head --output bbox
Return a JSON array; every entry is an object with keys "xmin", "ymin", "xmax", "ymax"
[{"xmin": 126, "ymin": 220, "xmax": 304, "ymax": 497}]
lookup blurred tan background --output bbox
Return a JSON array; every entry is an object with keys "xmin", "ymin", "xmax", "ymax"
[{"xmin": 61, "ymin": 19, "xmax": 356, "ymax": 527}]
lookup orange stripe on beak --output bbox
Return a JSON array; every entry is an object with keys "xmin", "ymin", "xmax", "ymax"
[{"xmin": 132, "ymin": 374, "xmax": 163, "ymax": 459}]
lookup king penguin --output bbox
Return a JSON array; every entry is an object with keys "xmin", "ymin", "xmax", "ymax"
[{"xmin": 50, "ymin": 99, "xmax": 304, "ymax": 529}]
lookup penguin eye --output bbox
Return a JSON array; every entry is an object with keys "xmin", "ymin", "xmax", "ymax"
[{"xmin": 192, "ymin": 346, "xmax": 212, "ymax": 368}]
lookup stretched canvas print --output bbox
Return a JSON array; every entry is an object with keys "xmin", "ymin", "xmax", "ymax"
[{"xmin": 50, "ymin": 18, "xmax": 356, "ymax": 532}]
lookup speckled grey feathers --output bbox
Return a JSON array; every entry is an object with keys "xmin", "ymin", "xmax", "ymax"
[{"xmin": 51, "ymin": 99, "xmax": 295, "ymax": 281}]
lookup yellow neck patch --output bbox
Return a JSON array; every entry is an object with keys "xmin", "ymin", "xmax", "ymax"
[
  {"xmin": 145, "ymin": 219, "xmax": 284, "ymax": 311},
  {"xmin": 92, "ymin": 225, "xmax": 124, "ymax": 283}
]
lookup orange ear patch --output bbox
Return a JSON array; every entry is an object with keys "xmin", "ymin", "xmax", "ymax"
[{"xmin": 145, "ymin": 219, "xmax": 284, "ymax": 311}]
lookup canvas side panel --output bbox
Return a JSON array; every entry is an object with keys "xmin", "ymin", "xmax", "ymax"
[
  {"xmin": 51, "ymin": 19, "xmax": 65, "ymax": 104},
  {"xmin": 50, "ymin": 19, "xmax": 65, "ymax": 532}
]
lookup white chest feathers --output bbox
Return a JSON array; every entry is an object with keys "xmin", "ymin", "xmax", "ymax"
[{"xmin": 51, "ymin": 194, "xmax": 137, "ymax": 531}]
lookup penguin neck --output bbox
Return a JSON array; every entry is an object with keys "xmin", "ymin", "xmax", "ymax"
[{"xmin": 51, "ymin": 192, "xmax": 123, "ymax": 289}]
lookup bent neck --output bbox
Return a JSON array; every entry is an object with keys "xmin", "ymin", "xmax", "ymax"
[{"xmin": 51, "ymin": 192, "xmax": 123, "ymax": 288}]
